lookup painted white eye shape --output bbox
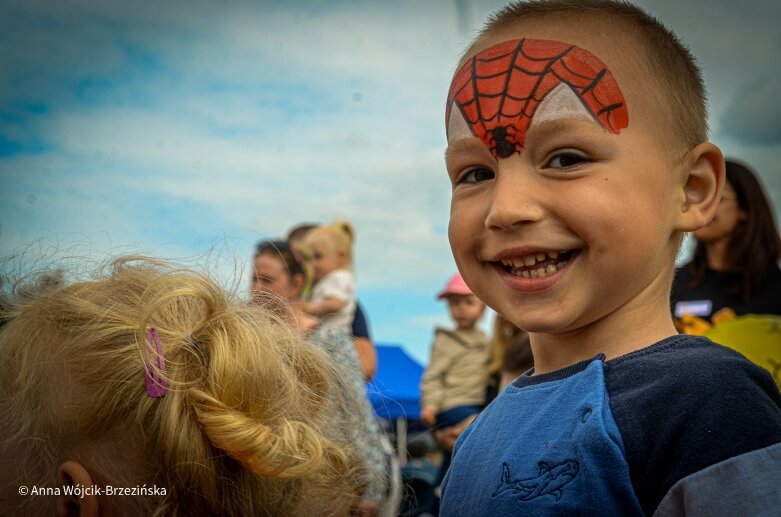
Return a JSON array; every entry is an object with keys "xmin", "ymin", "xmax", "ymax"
[
  {"xmin": 530, "ymin": 83, "xmax": 599, "ymax": 129},
  {"xmin": 447, "ymin": 102, "xmax": 473, "ymax": 144}
]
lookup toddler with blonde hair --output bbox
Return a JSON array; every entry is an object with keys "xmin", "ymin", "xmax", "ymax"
[
  {"xmin": 0, "ymin": 256, "xmax": 365, "ymax": 516},
  {"xmin": 298, "ymin": 220, "xmax": 357, "ymax": 335}
]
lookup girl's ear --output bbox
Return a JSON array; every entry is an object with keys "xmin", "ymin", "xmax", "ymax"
[
  {"xmin": 674, "ymin": 142, "xmax": 725, "ymax": 232},
  {"xmin": 57, "ymin": 461, "xmax": 99, "ymax": 517}
]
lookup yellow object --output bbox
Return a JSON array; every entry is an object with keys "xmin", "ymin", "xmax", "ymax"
[
  {"xmin": 711, "ymin": 307, "xmax": 737, "ymax": 326},
  {"xmin": 676, "ymin": 314, "xmax": 712, "ymax": 336},
  {"xmin": 705, "ymin": 315, "xmax": 781, "ymax": 389}
]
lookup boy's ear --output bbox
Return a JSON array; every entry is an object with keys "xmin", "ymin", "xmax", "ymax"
[
  {"xmin": 674, "ymin": 142, "xmax": 725, "ymax": 232},
  {"xmin": 57, "ymin": 461, "xmax": 99, "ymax": 517}
]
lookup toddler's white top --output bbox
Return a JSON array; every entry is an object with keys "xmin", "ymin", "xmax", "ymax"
[{"xmin": 311, "ymin": 269, "xmax": 356, "ymax": 334}]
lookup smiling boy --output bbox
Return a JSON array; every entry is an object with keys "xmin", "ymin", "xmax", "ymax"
[{"xmin": 440, "ymin": 1, "xmax": 781, "ymax": 515}]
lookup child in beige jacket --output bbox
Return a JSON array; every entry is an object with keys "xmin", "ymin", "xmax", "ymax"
[{"xmin": 420, "ymin": 273, "xmax": 489, "ymax": 483}]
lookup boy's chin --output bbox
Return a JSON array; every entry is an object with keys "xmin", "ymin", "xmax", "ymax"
[{"xmin": 500, "ymin": 310, "xmax": 576, "ymax": 335}]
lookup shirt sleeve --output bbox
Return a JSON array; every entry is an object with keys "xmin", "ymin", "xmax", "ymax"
[
  {"xmin": 654, "ymin": 442, "xmax": 781, "ymax": 517},
  {"xmin": 316, "ymin": 270, "xmax": 354, "ymax": 303},
  {"xmin": 352, "ymin": 301, "xmax": 371, "ymax": 339},
  {"xmin": 605, "ymin": 338, "xmax": 781, "ymax": 515}
]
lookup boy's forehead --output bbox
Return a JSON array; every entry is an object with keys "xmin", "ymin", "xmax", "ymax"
[{"xmin": 446, "ymin": 19, "xmax": 653, "ymax": 156}]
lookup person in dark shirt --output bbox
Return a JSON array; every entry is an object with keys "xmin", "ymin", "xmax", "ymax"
[
  {"xmin": 352, "ymin": 301, "xmax": 378, "ymax": 381},
  {"xmin": 672, "ymin": 159, "xmax": 781, "ymax": 322}
]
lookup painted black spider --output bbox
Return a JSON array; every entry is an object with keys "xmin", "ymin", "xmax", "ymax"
[{"xmin": 487, "ymin": 125, "xmax": 519, "ymax": 158}]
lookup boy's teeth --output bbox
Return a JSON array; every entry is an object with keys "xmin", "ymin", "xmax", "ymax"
[
  {"xmin": 501, "ymin": 257, "xmax": 525, "ymax": 268},
  {"xmin": 508, "ymin": 258, "xmax": 569, "ymax": 279},
  {"xmin": 502, "ymin": 250, "xmax": 567, "ymax": 267},
  {"xmin": 500, "ymin": 250, "xmax": 572, "ymax": 278}
]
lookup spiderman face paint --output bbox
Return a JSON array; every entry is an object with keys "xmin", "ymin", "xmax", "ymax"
[{"xmin": 446, "ymin": 38, "xmax": 628, "ymax": 159}]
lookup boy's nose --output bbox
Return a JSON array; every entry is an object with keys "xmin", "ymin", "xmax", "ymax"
[{"xmin": 485, "ymin": 167, "xmax": 544, "ymax": 231}]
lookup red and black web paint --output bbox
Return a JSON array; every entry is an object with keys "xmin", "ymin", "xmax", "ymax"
[{"xmin": 446, "ymin": 38, "xmax": 629, "ymax": 159}]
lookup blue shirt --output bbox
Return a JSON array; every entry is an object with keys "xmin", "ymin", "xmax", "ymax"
[{"xmin": 441, "ymin": 335, "xmax": 781, "ymax": 516}]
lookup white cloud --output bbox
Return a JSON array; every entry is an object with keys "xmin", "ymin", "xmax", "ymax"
[{"xmin": 1, "ymin": 0, "xmax": 481, "ymax": 294}]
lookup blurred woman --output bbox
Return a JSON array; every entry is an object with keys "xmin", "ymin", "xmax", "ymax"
[
  {"xmin": 251, "ymin": 240, "xmax": 394, "ymax": 516},
  {"xmin": 671, "ymin": 159, "xmax": 781, "ymax": 322},
  {"xmin": 251, "ymin": 240, "xmax": 319, "ymax": 334}
]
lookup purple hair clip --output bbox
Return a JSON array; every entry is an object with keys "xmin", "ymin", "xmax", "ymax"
[{"xmin": 144, "ymin": 327, "xmax": 168, "ymax": 398}]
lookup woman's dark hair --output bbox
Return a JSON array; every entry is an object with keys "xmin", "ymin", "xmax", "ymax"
[
  {"xmin": 689, "ymin": 159, "xmax": 781, "ymax": 301},
  {"xmin": 254, "ymin": 240, "xmax": 304, "ymax": 278}
]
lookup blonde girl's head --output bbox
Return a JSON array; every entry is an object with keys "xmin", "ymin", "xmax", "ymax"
[
  {"xmin": 488, "ymin": 313, "xmax": 530, "ymax": 376},
  {"xmin": 0, "ymin": 256, "xmax": 364, "ymax": 516},
  {"xmin": 301, "ymin": 220, "xmax": 355, "ymax": 281}
]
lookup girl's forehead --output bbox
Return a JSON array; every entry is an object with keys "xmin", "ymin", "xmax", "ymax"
[
  {"xmin": 308, "ymin": 236, "xmax": 334, "ymax": 252},
  {"xmin": 312, "ymin": 230, "xmax": 340, "ymax": 245}
]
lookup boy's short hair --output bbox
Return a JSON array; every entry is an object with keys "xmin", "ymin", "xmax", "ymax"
[{"xmin": 468, "ymin": 0, "xmax": 707, "ymax": 152}]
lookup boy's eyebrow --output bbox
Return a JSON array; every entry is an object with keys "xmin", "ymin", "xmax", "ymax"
[{"xmin": 444, "ymin": 138, "xmax": 487, "ymax": 163}]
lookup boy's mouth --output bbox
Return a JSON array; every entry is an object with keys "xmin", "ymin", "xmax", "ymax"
[{"xmin": 497, "ymin": 249, "xmax": 577, "ymax": 279}]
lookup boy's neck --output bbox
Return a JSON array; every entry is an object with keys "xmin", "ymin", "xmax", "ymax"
[{"xmin": 529, "ymin": 278, "xmax": 678, "ymax": 375}]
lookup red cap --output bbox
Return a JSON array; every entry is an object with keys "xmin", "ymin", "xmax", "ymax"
[{"xmin": 437, "ymin": 272, "xmax": 473, "ymax": 299}]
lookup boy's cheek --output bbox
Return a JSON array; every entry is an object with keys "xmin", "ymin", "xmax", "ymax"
[
  {"xmin": 448, "ymin": 215, "xmax": 480, "ymax": 260},
  {"xmin": 449, "ymin": 192, "xmax": 487, "ymax": 227}
]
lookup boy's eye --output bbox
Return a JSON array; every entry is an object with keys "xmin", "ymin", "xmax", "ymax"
[
  {"xmin": 546, "ymin": 151, "xmax": 587, "ymax": 169},
  {"xmin": 457, "ymin": 167, "xmax": 495, "ymax": 184}
]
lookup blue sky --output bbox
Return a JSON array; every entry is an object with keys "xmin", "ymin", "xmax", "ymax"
[{"xmin": 1, "ymin": 0, "xmax": 780, "ymax": 364}]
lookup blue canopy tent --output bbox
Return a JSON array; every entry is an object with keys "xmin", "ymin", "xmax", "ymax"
[
  {"xmin": 368, "ymin": 344, "xmax": 425, "ymax": 462},
  {"xmin": 368, "ymin": 343, "xmax": 424, "ymax": 421}
]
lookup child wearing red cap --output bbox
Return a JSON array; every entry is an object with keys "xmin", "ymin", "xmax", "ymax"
[{"xmin": 419, "ymin": 273, "xmax": 488, "ymax": 483}]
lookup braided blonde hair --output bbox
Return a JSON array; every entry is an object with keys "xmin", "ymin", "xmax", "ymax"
[{"xmin": 0, "ymin": 256, "xmax": 364, "ymax": 516}]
